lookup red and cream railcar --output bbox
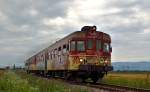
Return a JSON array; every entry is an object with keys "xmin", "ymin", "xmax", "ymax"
[{"xmin": 25, "ymin": 26, "xmax": 113, "ymax": 83}]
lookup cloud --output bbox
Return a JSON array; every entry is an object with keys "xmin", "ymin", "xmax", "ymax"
[
  {"xmin": 0, "ymin": 0, "xmax": 74, "ymax": 66},
  {"xmin": 0, "ymin": 0, "xmax": 150, "ymax": 67}
]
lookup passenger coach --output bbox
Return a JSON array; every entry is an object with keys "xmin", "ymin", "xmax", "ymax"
[{"xmin": 25, "ymin": 26, "xmax": 113, "ymax": 83}]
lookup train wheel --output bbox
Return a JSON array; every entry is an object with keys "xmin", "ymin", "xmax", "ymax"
[
  {"xmin": 90, "ymin": 72, "xmax": 101, "ymax": 83},
  {"xmin": 64, "ymin": 72, "xmax": 71, "ymax": 80},
  {"xmin": 64, "ymin": 72, "xmax": 76, "ymax": 81},
  {"xmin": 75, "ymin": 77, "xmax": 85, "ymax": 83},
  {"xmin": 91, "ymin": 76, "xmax": 99, "ymax": 83},
  {"xmin": 81, "ymin": 77, "xmax": 86, "ymax": 83},
  {"xmin": 91, "ymin": 73, "xmax": 104, "ymax": 83}
]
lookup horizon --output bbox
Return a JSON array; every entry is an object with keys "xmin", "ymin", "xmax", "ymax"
[{"xmin": 1, "ymin": 60, "xmax": 150, "ymax": 68}]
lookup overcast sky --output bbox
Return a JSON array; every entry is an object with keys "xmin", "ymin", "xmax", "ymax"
[{"xmin": 0, "ymin": 0, "xmax": 150, "ymax": 66}]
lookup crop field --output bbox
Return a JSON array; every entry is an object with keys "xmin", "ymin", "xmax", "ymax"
[
  {"xmin": 0, "ymin": 70, "xmax": 89, "ymax": 92},
  {"xmin": 102, "ymin": 72, "xmax": 150, "ymax": 89}
]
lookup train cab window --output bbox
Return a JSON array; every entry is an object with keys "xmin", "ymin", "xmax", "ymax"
[
  {"xmin": 103, "ymin": 43, "xmax": 110, "ymax": 52},
  {"xmin": 87, "ymin": 39, "xmax": 94, "ymax": 49},
  {"xmin": 77, "ymin": 41, "xmax": 85, "ymax": 51},
  {"xmin": 96, "ymin": 40, "xmax": 101, "ymax": 51},
  {"xmin": 70, "ymin": 41, "xmax": 76, "ymax": 51}
]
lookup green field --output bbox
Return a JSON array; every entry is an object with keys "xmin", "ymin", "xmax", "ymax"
[
  {"xmin": 0, "ymin": 70, "xmax": 89, "ymax": 92},
  {"xmin": 0, "ymin": 70, "xmax": 150, "ymax": 92},
  {"xmin": 102, "ymin": 72, "xmax": 150, "ymax": 89}
]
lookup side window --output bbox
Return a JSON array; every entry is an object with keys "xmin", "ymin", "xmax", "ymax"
[
  {"xmin": 77, "ymin": 41, "xmax": 85, "ymax": 51},
  {"xmin": 41, "ymin": 55, "xmax": 43, "ymax": 61},
  {"xmin": 96, "ymin": 40, "xmax": 101, "ymax": 51},
  {"xmin": 70, "ymin": 41, "xmax": 76, "ymax": 51},
  {"xmin": 63, "ymin": 44, "xmax": 67, "ymax": 53},
  {"xmin": 87, "ymin": 39, "xmax": 93, "ymax": 49},
  {"xmin": 54, "ymin": 49, "xmax": 57, "ymax": 58},
  {"xmin": 58, "ymin": 47, "xmax": 61, "ymax": 55},
  {"xmin": 51, "ymin": 52, "xmax": 52, "ymax": 59},
  {"xmin": 43, "ymin": 53, "xmax": 45, "ymax": 61},
  {"xmin": 52, "ymin": 50, "xmax": 54, "ymax": 59},
  {"xmin": 67, "ymin": 44, "xmax": 69, "ymax": 51},
  {"xmin": 39, "ymin": 55, "xmax": 41, "ymax": 61},
  {"xmin": 48, "ymin": 50, "xmax": 51, "ymax": 59},
  {"xmin": 37, "ymin": 56, "xmax": 39, "ymax": 62},
  {"xmin": 58, "ymin": 47, "xmax": 61, "ymax": 51}
]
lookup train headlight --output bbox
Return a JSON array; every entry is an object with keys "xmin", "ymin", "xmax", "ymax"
[
  {"xmin": 80, "ymin": 58, "xmax": 83, "ymax": 62},
  {"xmin": 104, "ymin": 60, "xmax": 108, "ymax": 64}
]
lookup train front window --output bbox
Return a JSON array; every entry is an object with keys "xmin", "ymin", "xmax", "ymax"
[
  {"xmin": 103, "ymin": 43, "xmax": 110, "ymax": 52},
  {"xmin": 77, "ymin": 41, "xmax": 85, "ymax": 51},
  {"xmin": 87, "ymin": 39, "xmax": 93, "ymax": 49},
  {"xmin": 96, "ymin": 40, "xmax": 101, "ymax": 51},
  {"xmin": 70, "ymin": 41, "xmax": 75, "ymax": 51}
]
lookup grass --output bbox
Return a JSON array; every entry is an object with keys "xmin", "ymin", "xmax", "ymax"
[
  {"xmin": 18, "ymin": 72, "xmax": 89, "ymax": 92},
  {"xmin": 102, "ymin": 72, "xmax": 150, "ymax": 89},
  {"xmin": 0, "ymin": 70, "xmax": 89, "ymax": 92},
  {"xmin": 0, "ymin": 69, "xmax": 5, "ymax": 76},
  {"xmin": 1, "ymin": 70, "xmax": 149, "ymax": 91},
  {"xmin": 0, "ymin": 71, "xmax": 38, "ymax": 92}
]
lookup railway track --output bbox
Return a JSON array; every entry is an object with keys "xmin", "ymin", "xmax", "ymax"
[
  {"xmin": 40, "ymin": 77, "xmax": 150, "ymax": 92},
  {"xmin": 70, "ymin": 82, "xmax": 150, "ymax": 92},
  {"xmin": 21, "ymin": 72, "xmax": 150, "ymax": 92},
  {"xmin": 41, "ymin": 77, "xmax": 150, "ymax": 92},
  {"xmin": 45, "ymin": 77, "xmax": 150, "ymax": 92}
]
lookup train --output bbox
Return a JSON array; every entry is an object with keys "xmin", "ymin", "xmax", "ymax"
[{"xmin": 25, "ymin": 26, "xmax": 113, "ymax": 83}]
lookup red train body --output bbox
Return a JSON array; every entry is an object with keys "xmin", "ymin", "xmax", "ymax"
[{"xmin": 25, "ymin": 26, "xmax": 113, "ymax": 83}]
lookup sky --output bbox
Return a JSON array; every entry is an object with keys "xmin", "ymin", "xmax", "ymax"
[{"xmin": 0, "ymin": 0, "xmax": 150, "ymax": 67}]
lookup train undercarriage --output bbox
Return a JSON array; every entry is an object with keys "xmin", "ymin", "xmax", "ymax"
[{"xmin": 27, "ymin": 65, "xmax": 113, "ymax": 83}]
